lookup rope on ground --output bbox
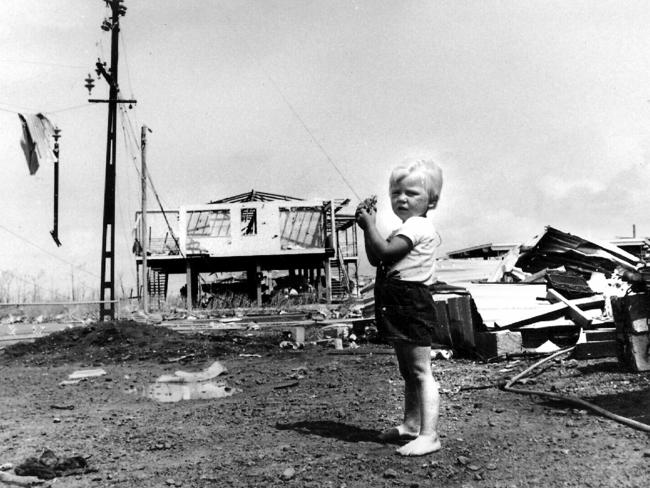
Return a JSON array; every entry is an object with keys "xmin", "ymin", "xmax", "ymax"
[{"xmin": 502, "ymin": 346, "xmax": 650, "ymax": 433}]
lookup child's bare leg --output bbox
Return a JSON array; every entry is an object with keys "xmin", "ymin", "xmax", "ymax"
[
  {"xmin": 378, "ymin": 344, "xmax": 419, "ymax": 441},
  {"xmin": 395, "ymin": 344, "xmax": 441, "ymax": 456},
  {"xmin": 378, "ymin": 381, "xmax": 419, "ymax": 440}
]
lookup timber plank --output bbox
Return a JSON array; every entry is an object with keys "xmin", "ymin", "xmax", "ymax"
[
  {"xmin": 445, "ymin": 297, "xmax": 465, "ymax": 349},
  {"xmin": 494, "ymin": 295, "xmax": 605, "ymax": 330},
  {"xmin": 546, "ymin": 289, "xmax": 593, "ymax": 328},
  {"xmin": 433, "ymin": 300, "xmax": 453, "ymax": 347}
]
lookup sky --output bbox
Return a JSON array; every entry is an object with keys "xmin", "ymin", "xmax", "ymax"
[{"xmin": 2, "ymin": 0, "xmax": 650, "ymax": 299}]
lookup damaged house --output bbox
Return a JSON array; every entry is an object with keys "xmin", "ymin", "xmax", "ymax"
[{"xmin": 132, "ymin": 190, "xmax": 359, "ymax": 308}]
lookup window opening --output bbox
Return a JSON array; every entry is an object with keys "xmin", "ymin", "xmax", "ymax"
[
  {"xmin": 241, "ymin": 208, "xmax": 257, "ymax": 235},
  {"xmin": 187, "ymin": 209, "xmax": 231, "ymax": 237}
]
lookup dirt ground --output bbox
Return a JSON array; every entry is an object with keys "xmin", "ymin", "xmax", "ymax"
[{"xmin": 0, "ymin": 321, "xmax": 649, "ymax": 488}]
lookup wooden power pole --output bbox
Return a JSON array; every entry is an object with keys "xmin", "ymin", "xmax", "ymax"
[
  {"xmin": 141, "ymin": 125, "xmax": 150, "ymax": 314},
  {"xmin": 85, "ymin": 0, "xmax": 136, "ymax": 321}
]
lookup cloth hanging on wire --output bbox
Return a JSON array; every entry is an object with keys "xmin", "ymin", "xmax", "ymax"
[{"xmin": 17, "ymin": 113, "xmax": 56, "ymax": 175}]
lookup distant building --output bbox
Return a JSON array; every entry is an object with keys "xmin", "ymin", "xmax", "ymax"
[
  {"xmin": 445, "ymin": 243, "xmax": 517, "ymax": 260},
  {"xmin": 447, "ymin": 237, "xmax": 649, "ymax": 260},
  {"xmin": 608, "ymin": 238, "xmax": 648, "ymax": 259},
  {"xmin": 133, "ymin": 190, "xmax": 359, "ymax": 309}
]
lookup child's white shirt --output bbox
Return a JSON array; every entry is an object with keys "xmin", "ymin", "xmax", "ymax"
[{"xmin": 385, "ymin": 216, "xmax": 439, "ymax": 286}]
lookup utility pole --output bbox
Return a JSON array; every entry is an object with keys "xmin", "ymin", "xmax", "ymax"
[
  {"xmin": 141, "ymin": 125, "xmax": 150, "ymax": 314},
  {"xmin": 50, "ymin": 127, "xmax": 62, "ymax": 246},
  {"xmin": 85, "ymin": 0, "xmax": 136, "ymax": 321}
]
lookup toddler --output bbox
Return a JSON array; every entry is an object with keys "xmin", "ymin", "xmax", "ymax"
[{"xmin": 355, "ymin": 158, "xmax": 443, "ymax": 456}]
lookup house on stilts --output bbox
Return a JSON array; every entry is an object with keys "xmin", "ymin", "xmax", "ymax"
[{"xmin": 132, "ymin": 190, "xmax": 360, "ymax": 309}]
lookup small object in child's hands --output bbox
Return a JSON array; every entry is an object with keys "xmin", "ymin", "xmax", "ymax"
[{"xmin": 358, "ymin": 195, "xmax": 377, "ymax": 213}]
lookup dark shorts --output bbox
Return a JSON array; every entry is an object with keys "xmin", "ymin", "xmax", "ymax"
[{"xmin": 374, "ymin": 277, "xmax": 437, "ymax": 346}]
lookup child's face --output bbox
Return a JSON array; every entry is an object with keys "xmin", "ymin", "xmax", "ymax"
[{"xmin": 389, "ymin": 172, "xmax": 432, "ymax": 222}]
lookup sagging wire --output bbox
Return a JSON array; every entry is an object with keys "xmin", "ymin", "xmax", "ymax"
[
  {"xmin": 144, "ymin": 167, "xmax": 185, "ymax": 260},
  {"xmin": 117, "ymin": 105, "xmax": 183, "ymax": 258},
  {"xmin": 117, "ymin": 105, "xmax": 206, "ymax": 299},
  {"xmin": 0, "ymin": 102, "xmax": 93, "ymax": 119},
  {"xmin": 0, "ymin": 103, "xmax": 45, "ymax": 115},
  {"xmin": 0, "ymin": 58, "xmax": 87, "ymax": 70},
  {"xmin": 219, "ymin": 8, "xmax": 362, "ymax": 202},
  {"xmin": 117, "ymin": 106, "xmax": 214, "ymax": 299},
  {"xmin": 0, "ymin": 224, "xmax": 99, "ymax": 281},
  {"xmin": 502, "ymin": 345, "xmax": 650, "ymax": 433},
  {"xmin": 115, "ymin": 107, "xmax": 144, "ymax": 289}
]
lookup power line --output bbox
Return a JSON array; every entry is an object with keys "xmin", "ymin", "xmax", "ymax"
[
  {"xmin": 0, "ymin": 223, "xmax": 99, "ymax": 280},
  {"xmin": 43, "ymin": 103, "xmax": 94, "ymax": 115},
  {"xmin": 219, "ymin": 9, "xmax": 362, "ymax": 201},
  {"xmin": 0, "ymin": 103, "xmax": 42, "ymax": 114},
  {"xmin": 0, "ymin": 102, "xmax": 93, "ymax": 115},
  {"xmin": 0, "ymin": 58, "xmax": 87, "ymax": 69},
  {"xmin": 117, "ymin": 106, "xmax": 184, "ymax": 262}
]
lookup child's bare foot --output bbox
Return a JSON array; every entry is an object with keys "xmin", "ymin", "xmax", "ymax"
[
  {"xmin": 378, "ymin": 424, "xmax": 418, "ymax": 442},
  {"xmin": 396, "ymin": 434, "xmax": 441, "ymax": 456}
]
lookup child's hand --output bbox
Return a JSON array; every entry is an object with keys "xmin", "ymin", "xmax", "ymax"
[
  {"xmin": 355, "ymin": 206, "xmax": 376, "ymax": 230},
  {"xmin": 355, "ymin": 195, "xmax": 377, "ymax": 231}
]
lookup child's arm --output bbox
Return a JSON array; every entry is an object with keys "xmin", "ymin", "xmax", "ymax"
[
  {"xmin": 363, "ymin": 233, "xmax": 381, "ymax": 267},
  {"xmin": 356, "ymin": 208, "xmax": 412, "ymax": 264}
]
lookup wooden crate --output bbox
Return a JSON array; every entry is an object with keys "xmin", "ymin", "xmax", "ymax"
[{"xmin": 432, "ymin": 294, "xmax": 476, "ymax": 353}]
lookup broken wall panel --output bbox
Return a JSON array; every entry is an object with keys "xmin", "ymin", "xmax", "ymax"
[
  {"xmin": 515, "ymin": 226, "xmax": 639, "ymax": 276},
  {"xmin": 461, "ymin": 283, "xmax": 548, "ymax": 328}
]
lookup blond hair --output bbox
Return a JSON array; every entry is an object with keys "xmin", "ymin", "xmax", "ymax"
[{"xmin": 389, "ymin": 159, "xmax": 443, "ymax": 208}]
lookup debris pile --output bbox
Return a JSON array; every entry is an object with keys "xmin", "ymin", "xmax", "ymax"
[
  {"xmin": 489, "ymin": 226, "xmax": 640, "ymax": 282},
  {"xmin": 362, "ymin": 226, "xmax": 650, "ymax": 367},
  {"xmin": 464, "ymin": 227, "xmax": 649, "ymax": 366}
]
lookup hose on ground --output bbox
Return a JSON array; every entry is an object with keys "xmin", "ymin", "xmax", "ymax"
[{"xmin": 502, "ymin": 346, "xmax": 650, "ymax": 433}]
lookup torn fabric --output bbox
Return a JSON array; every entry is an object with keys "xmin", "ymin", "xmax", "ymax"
[{"xmin": 18, "ymin": 113, "xmax": 56, "ymax": 175}]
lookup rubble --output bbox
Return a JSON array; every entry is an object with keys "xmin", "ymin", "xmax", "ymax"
[
  {"xmin": 355, "ymin": 226, "xmax": 649, "ymax": 365},
  {"xmin": 442, "ymin": 227, "xmax": 648, "ymax": 363},
  {"xmin": 489, "ymin": 226, "xmax": 640, "ymax": 282}
]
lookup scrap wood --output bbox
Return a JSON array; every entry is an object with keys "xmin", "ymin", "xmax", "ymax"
[
  {"xmin": 546, "ymin": 289, "xmax": 593, "ymax": 328},
  {"xmin": 494, "ymin": 295, "xmax": 605, "ymax": 330},
  {"xmin": 502, "ymin": 347, "xmax": 650, "ymax": 433},
  {"xmin": 521, "ymin": 268, "xmax": 548, "ymax": 283}
]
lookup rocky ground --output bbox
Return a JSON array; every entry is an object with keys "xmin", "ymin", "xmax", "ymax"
[{"xmin": 0, "ymin": 321, "xmax": 649, "ymax": 487}]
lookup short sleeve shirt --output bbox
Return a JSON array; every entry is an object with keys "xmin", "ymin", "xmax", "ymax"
[{"xmin": 385, "ymin": 216, "xmax": 439, "ymax": 286}]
